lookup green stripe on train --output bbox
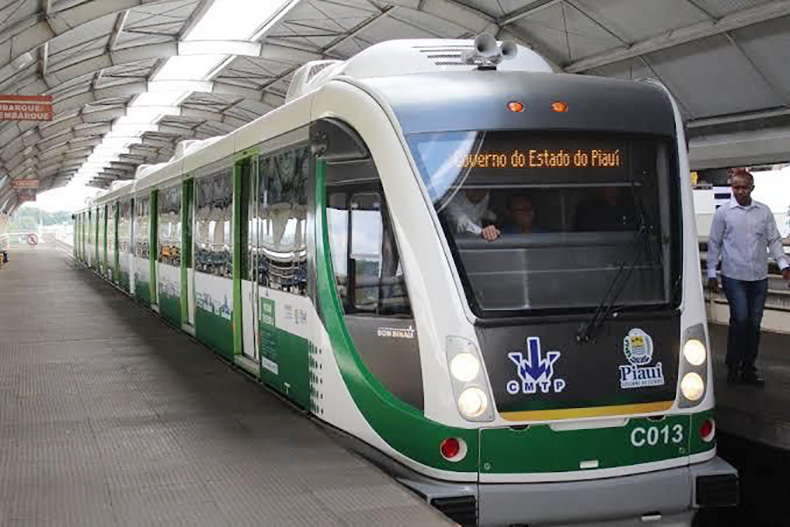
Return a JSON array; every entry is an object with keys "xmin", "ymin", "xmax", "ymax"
[
  {"xmin": 314, "ymin": 160, "xmax": 478, "ymax": 473},
  {"xmin": 481, "ymin": 415, "xmax": 690, "ymax": 473},
  {"xmin": 135, "ymin": 279, "xmax": 151, "ymax": 305},
  {"xmin": 159, "ymin": 293, "xmax": 181, "ymax": 327},
  {"xmin": 259, "ymin": 329, "xmax": 311, "ymax": 410},
  {"xmin": 119, "ymin": 270, "xmax": 131, "ymax": 293},
  {"xmin": 195, "ymin": 307, "xmax": 233, "ymax": 359}
]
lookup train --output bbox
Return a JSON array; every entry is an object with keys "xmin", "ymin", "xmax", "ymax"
[{"xmin": 74, "ymin": 35, "xmax": 738, "ymax": 527}]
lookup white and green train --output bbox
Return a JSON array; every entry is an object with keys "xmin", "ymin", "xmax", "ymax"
[{"xmin": 74, "ymin": 36, "xmax": 737, "ymax": 527}]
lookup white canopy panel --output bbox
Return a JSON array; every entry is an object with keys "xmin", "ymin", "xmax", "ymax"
[{"xmin": 0, "ymin": 0, "xmax": 788, "ymax": 211}]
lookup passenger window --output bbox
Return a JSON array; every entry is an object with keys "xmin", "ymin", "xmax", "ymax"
[
  {"xmin": 350, "ymin": 193, "xmax": 383, "ymax": 313},
  {"xmin": 195, "ymin": 169, "xmax": 232, "ymax": 277},
  {"xmin": 134, "ymin": 197, "xmax": 150, "ymax": 259},
  {"xmin": 119, "ymin": 200, "xmax": 132, "ymax": 255},
  {"xmin": 158, "ymin": 186, "xmax": 181, "ymax": 266},
  {"xmin": 258, "ymin": 146, "xmax": 309, "ymax": 295},
  {"xmin": 327, "ymin": 183, "xmax": 411, "ymax": 317}
]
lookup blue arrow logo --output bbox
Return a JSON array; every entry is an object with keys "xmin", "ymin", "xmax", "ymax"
[{"xmin": 507, "ymin": 337, "xmax": 565, "ymax": 395}]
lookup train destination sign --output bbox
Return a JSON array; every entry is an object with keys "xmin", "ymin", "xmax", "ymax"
[
  {"xmin": 455, "ymin": 148, "xmax": 622, "ymax": 170},
  {"xmin": 0, "ymin": 94, "xmax": 53, "ymax": 121}
]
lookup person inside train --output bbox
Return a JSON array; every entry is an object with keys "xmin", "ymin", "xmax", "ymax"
[
  {"xmin": 445, "ymin": 188, "xmax": 500, "ymax": 241},
  {"xmin": 573, "ymin": 186, "xmax": 637, "ymax": 232},
  {"xmin": 500, "ymin": 194, "xmax": 547, "ymax": 235}
]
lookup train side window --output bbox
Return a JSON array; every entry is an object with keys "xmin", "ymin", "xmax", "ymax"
[
  {"xmin": 327, "ymin": 183, "xmax": 412, "ymax": 317},
  {"xmin": 258, "ymin": 146, "xmax": 309, "ymax": 295},
  {"xmin": 195, "ymin": 169, "xmax": 232, "ymax": 277},
  {"xmin": 195, "ymin": 175, "xmax": 211, "ymax": 274},
  {"xmin": 119, "ymin": 200, "xmax": 132, "ymax": 255},
  {"xmin": 158, "ymin": 186, "xmax": 181, "ymax": 267},
  {"xmin": 134, "ymin": 196, "xmax": 149, "ymax": 259},
  {"xmin": 214, "ymin": 170, "xmax": 233, "ymax": 278}
]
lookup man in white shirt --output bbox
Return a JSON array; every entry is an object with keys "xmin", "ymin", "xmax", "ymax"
[
  {"xmin": 708, "ymin": 169, "xmax": 790, "ymax": 385},
  {"xmin": 445, "ymin": 188, "xmax": 500, "ymax": 241}
]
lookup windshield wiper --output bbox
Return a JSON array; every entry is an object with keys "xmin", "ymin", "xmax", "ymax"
[
  {"xmin": 574, "ymin": 224, "xmax": 649, "ymax": 343},
  {"xmin": 629, "ymin": 179, "xmax": 661, "ymax": 267},
  {"xmin": 575, "ymin": 224, "xmax": 649, "ymax": 343},
  {"xmin": 575, "ymin": 177, "xmax": 665, "ymax": 343}
]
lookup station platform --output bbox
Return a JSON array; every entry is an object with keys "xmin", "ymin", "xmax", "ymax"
[
  {"xmin": 0, "ymin": 247, "xmax": 453, "ymax": 527},
  {"xmin": 711, "ymin": 324, "xmax": 790, "ymax": 451}
]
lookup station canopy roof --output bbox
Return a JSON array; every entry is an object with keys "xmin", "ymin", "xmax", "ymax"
[{"xmin": 1, "ymin": 0, "xmax": 789, "ymax": 213}]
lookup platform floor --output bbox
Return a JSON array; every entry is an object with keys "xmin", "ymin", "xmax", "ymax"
[
  {"xmin": 711, "ymin": 323, "xmax": 790, "ymax": 450},
  {"xmin": 0, "ymin": 247, "xmax": 452, "ymax": 527}
]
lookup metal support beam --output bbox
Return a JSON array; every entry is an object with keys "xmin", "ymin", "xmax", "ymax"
[
  {"xmin": 325, "ymin": 5, "xmax": 395, "ymax": 55},
  {"xmin": 108, "ymin": 10, "xmax": 130, "ymax": 52},
  {"xmin": 722, "ymin": 32, "xmax": 790, "ymax": 107},
  {"xmin": 498, "ymin": 0, "xmax": 562, "ymax": 27},
  {"xmin": 566, "ymin": 0, "xmax": 790, "ymax": 73},
  {"xmin": 38, "ymin": 43, "xmax": 48, "ymax": 77},
  {"xmin": 688, "ymin": 107, "xmax": 790, "ymax": 130}
]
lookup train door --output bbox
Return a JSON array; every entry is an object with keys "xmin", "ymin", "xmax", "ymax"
[
  {"xmin": 76, "ymin": 214, "xmax": 81, "ymax": 260},
  {"xmin": 83, "ymin": 213, "xmax": 87, "ymax": 261},
  {"xmin": 257, "ymin": 146, "xmax": 312, "ymax": 407},
  {"xmin": 157, "ymin": 185, "xmax": 181, "ymax": 326},
  {"xmin": 118, "ymin": 199, "xmax": 131, "ymax": 292},
  {"xmin": 103, "ymin": 204, "xmax": 109, "ymax": 278},
  {"xmin": 73, "ymin": 215, "xmax": 79, "ymax": 259},
  {"xmin": 234, "ymin": 153, "xmax": 260, "ymax": 372},
  {"xmin": 134, "ymin": 195, "xmax": 151, "ymax": 304},
  {"xmin": 149, "ymin": 189, "xmax": 159, "ymax": 310},
  {"xmin": 93, "ymin": 207, "xmax": 102, "ymax": 272},
  {"xmin": 129, "ymin": 197, "xmax": 136, "ymax": 296},
  {"xmin": 113, "ymin": 202, "xmax": 120, "ymax": 284},
  {"xmin": 181, "ymin": 178, "xmax": 196, "ymax": 331}
]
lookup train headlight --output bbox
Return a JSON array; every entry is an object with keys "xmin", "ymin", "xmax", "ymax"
[
  {"xmin": 681, "ymin": 373, "xmax": 705, "ymax": 401},
  {"xmin": 447, "ymin": 336, "xmax": 494, "ymax": 422},
  {"xmin": 458, "ymin": 387, "xmax": 488, "ymax": 418},
  {"xmin": 450, "ymin": 353, "xmax": 480, "ymax": 382},
  {"xmin": 683, "ymin": 339, "xmax": 706, "ymax": 366}
]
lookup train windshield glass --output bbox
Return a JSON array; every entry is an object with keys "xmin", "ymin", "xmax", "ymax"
[{"xmin": 407, "ymin": 130, "xmax": 680, "ymax": 316}]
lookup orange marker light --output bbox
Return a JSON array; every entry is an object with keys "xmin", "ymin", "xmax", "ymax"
[
  {"xmin": 551, "ymin": 101, "xmax": 569, "ymax": 113},
  {"xmin": 507, "ymin": 101, "xmax": 525, "ymax": 113}
]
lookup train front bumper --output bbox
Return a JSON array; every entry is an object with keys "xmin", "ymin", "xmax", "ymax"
[{"xmin": 476, "ymin": 456, "xmax": 737, "ymax": 527}]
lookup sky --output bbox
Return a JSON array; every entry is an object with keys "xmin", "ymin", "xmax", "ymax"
[
  {"xmin": 29, "ymin": 184, "xmax": 103, "ymax": 213},
  {"xmin": 752, "ymin": 166, "xmax": 790, "ymax": 213}
]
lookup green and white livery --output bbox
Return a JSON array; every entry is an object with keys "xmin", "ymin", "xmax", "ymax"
[{"xmin": 75, "ymin": 36, "xmax": 737, "ymax": 527}]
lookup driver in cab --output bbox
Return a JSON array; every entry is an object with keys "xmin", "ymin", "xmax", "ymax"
[
  {"xmin": 446, "ymin": 191, "xmax": 543, "ymax": 241},
  {"xmin": 446, "ymin": 188, "xmax": 501, "ymax": 241}
]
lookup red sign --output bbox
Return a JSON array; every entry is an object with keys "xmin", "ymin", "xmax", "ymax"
[
  {"xmin": 11, "ymin": 179, "xmax": 38, "ymax": 189},
  {"xmin": 0, "ymin": 94, "xmax": 53, "ymax": 121}
]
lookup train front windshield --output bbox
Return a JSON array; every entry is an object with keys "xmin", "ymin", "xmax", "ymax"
[{"xmin": 408, "ymin": 131, "xmax": 681, "ymax": 317}]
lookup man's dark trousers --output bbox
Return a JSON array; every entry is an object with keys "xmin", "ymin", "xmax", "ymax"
[{"xmin": 721, "ymin": 276, "xmax": 769, "ymax": 373}]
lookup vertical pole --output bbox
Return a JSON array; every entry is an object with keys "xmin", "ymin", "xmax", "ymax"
[{"xmin": 232, "ymin": 162, "xmax": 243, "ymax": 356}]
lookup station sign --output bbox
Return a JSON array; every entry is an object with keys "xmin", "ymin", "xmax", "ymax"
[
  {"xmin": 0, "ymin": 94, "xmax": 53, "ymax": 121},
  {"xmin": 13, "ymin": 179, "xmax": 38, "ymax": 202},
  {"xmin": 11, "ymin": 179, "xmax": 38, "ymax": 190}
]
